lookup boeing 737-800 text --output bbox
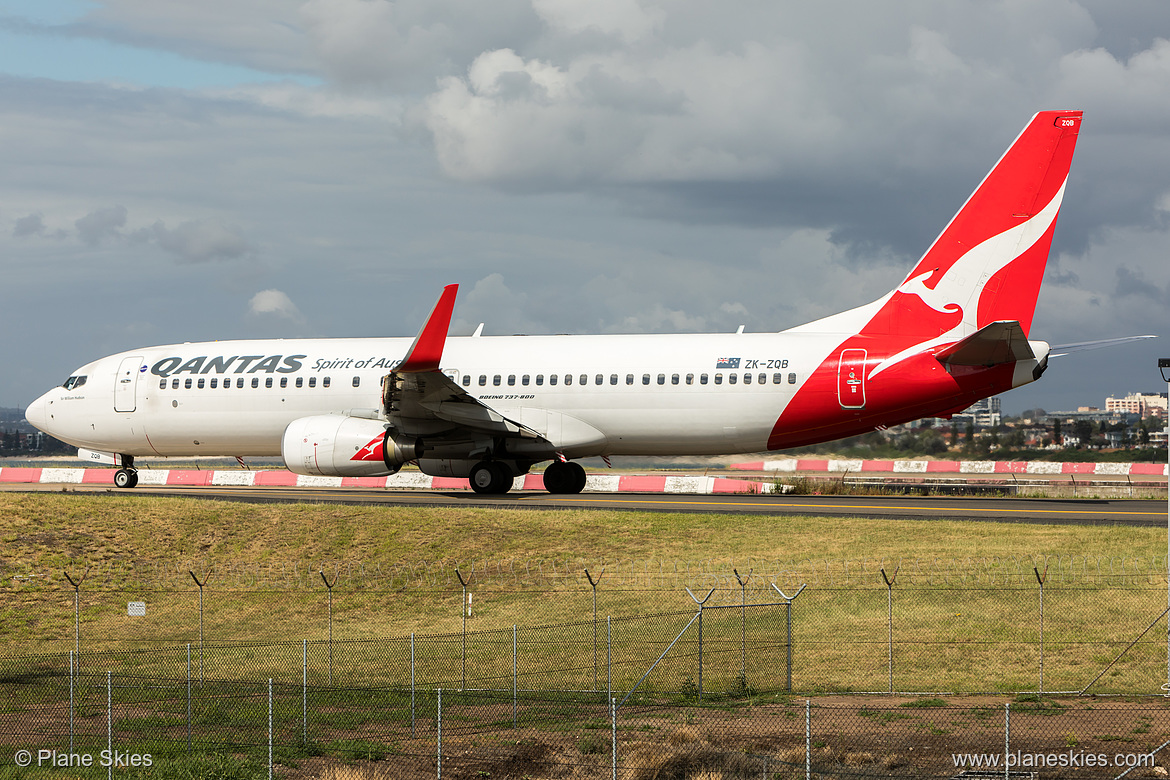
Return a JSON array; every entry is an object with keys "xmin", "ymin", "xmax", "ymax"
[{"xmin": 26, "ymin": 111, "xmax": 1084, "ymax": 494}]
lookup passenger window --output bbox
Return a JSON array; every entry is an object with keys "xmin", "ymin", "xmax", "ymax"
[
  {"xmin": 278, "ymin": 377, "xmax": 286, "ymax": 388},
  {"xmin": 323, "ymin": 377, "xmax": 330, "ymax": 388},
  {"xmin": 594, "ymin": 374, "xmax": 603, "ymax": 385},
  {"xmin": 700, "ymin": 374, "xmax": 708, "ymax": 385},
  {"xmin": 626, "ymin": 374, "xmax": 634, "ymax": 385},
  {"xmin": 308, "ymin": 377, "xmax": 316, "ymax": 388},
  {"xmin": 788, "ymin": 373, "xmax": 797, "ymax": 384},
  {"xmin": 549, "ymin": 374, "xmax": 557, "ymax": 386},
  {"xmin": 266, "ymin": 377, "xmax": 273, "ymax": 388},
  {"xmin": 210, "ymin": 378, "xmax": 218, "ymax": 389},
  {"xmin": 580, "ymin": 375, "xmax": 588, "ymax": 386},
  {"xmin": 185, "ymin": 378, "xmax": 193, "ymax": 389},
  {"xmin": 642, "ymin": 374, "xmax": 650, "ymax": 385},
  {"xmin": 159, "ymin": 379, "xmax": 166, "ymax": 389},
  {"xmin": 521, "ymin": 375, "xmax": 529, "ymax": 386},
  {"xmin": 671, "ymin": 374, "xmax": 679, "ymax": 385},
  {"xmin": 296, "ymin": 377, "xmax": 304, "ymax": 388},
  {"xmin": 758, "ymin": 373, "xmax": 766, "ymax": 385},
  {"xmin": 686, "ymin": 373, "xmax": 694, "ymax": 385},
  {"xmin": 351, "ymin": 376, "xmax": 360, "ymax": 388},
  {"xmin": 743, "ymin": 373, "xmax": 752, "ymax": 385},
  {"xmin": 251, "ymin": 378, "xmax": 259, "ymax": 388},
  {"xmin": 657, "ymin": 374, "xmax": 665, "ymax": 385},
  {"xmin": 610, "ymin": 374, "xmax": 618, "ymax": 385},
  {"xmin": 461, "ymin": 375, "xmax": 470, "ymax": 387},
  {"xmin": 507, "ymin": 375, "xmax": 516, "ymax": 386},
  {"xmin": 773, "ymin": 373, "xmax": 783, "ymax": 384},
  {"xmin": 493, "ymin": 375, "xmax": 502, "ymax": 386},
  {"xmin": 729, "ymin": 373, "xmax": 738, "ymax": 385},
  {"xmin": 536, "ymin": 375, "xmax": 544, "ymax": 386},
  {"xmin": 197, "ymin": 378, "xmax": 205, "ymax": 389},
  {"xmin": 714, "ymin": 373, "xmax": 723, "ymax": 385},
  {"xmin": 479, "ymin": 375, "xmax": 487, "ymax": 386},
  {"xmin": 172, "ymin": 378, "xmax": 180, "ymax": 389}
]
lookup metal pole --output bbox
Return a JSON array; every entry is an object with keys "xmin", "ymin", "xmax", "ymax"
[
  {"xmin": 881, "ymin": 568, "xmax": 898, "ymax": 694},
  {"xmin": 684, "ymin": 587, "xmax": 715, "ymax": 702},
  {"xmin": 611, "ymin": 697, "xmax": 617, "ymax": 780},
  {"xmin": 607, "ymin": 616, "xmax": 612, "ymax": 700},
  {"xmin": 1034, "ymin": 567, "xmax": 1046, "ymax": 693},
  {"xmin": 456, "ymin": 570, "xmax": 468, "ymax": 691},
  {"xmin": 187, "ymin": 644, "xmax": 192, "ymax": 753},
  {"xmin": 410, "ymin": 633, "xmax": 416, "ymax": 738},
  {"xmin": 319, "ymin": 571, "xmax": 336, "ymax": 687},
  {"xmin": 513, "ymin": 625, "xmax": 517, "ymax": 729},
  {"xmin": 437, "ymin": 688, "xmax": 443, "ymax": 780},
  {"xmin": 69, "ymin": 650, "xmax": 74, "ymax": 754},
  {"xmin": 189, "ymin": 571, "xmax": 208, "ymax": 686},
  {"xmin": 268, "ymin": 678, "xmax": 273, "ymax": 780},
  {"xmin": 64, "ymin": 567, "xmax": 87, "ymax": 658},
  {"xmin": 1004, "ymin": 701, "xmax": 1010, "ymax": 780},
  {"xmin": 805, "ymin": 699, "xmax": 811, "ymax": 780},
  {"xmin": 771, "ymin": 583, "xmax": 807, "ymax": 693},
  {"xmin": 306, "ymin": 640, "xmax": 311, "ymax": 743},
  {"xmin": 586, "ymin": 567, "xmax": 604, "ymax": 691},
  {"xmin": 734, "ymin": 568, "xmax": 752, "ymax": 680},
  {"xmin": 1159, "ymin": 358, "xmax": 1170, "ymax": 693},
  {"xmin": 106, "ymin": 671, "xmax": 112, "ymax": 780}
]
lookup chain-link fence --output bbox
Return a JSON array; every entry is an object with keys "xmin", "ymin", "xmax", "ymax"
[{"xmin": 4, "ymin": 557, "xmax": 1170, "ymax": 777}]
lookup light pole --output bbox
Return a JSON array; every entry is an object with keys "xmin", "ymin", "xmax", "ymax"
[{"xmin": 1159, "ymin": 358, "xmax": 1170, "ymax": 694}]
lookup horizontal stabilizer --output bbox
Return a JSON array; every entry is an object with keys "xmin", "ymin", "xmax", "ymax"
[
  {"xmin": 1049, "ymin": 334, "xmax": 1156, "ymax": 358},
  {"xmin": 935, "ymin": 321, "xmax": 1034, "ymax": 367}
]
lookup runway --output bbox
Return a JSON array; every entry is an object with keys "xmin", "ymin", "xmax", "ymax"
[{"xmin": 6, "ymin": 482, "xmax": 1165, "ymax": 526}]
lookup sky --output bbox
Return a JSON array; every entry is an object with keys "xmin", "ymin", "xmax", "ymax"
[{"xmin": 2, "ymin": 0, "xmax": 1169, "ymax": 418}]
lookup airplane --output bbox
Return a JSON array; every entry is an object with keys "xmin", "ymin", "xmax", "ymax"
[{"xmin": 27, "ymin": 110, "xmax": 1090, "ymax": 494}]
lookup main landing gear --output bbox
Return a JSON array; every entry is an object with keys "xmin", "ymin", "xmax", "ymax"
[
  {"xmin": 543, "ymin": 460, "xmax": 586, "ymax": 494},
  {"xmin": 113, "ymin": 455, "xmax": 138, "ymax": 488},
  {"xmin": 469, "ymin": 461, "xmax": 515, "ymax": 495}
]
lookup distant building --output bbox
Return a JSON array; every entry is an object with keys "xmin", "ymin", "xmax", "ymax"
[
  {"xmin": 954, "ymin": 397, "xmax": 1001, "ymax": 428},
  {"xmin": 1105, "ymin": 392, "xmax": 1167, "ymax": 418}
]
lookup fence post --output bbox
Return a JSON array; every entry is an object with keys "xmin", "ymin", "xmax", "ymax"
[
  {"xmin": 106, "ymin": 671, "xmax": 112, "ymax": 780},
  {"xmin": 512, "ymin": 625, "xmax": 518, "ymax": 728},
  {"xmin": 189, "ymin": 570, "xmax": 208, "ymax": 685},
  {"xmin": 1034, "ymin": 566, "xmax": 1047, "ymax": 693},
  {"xmin": 685, "ymin": 587, "xmax": 715, "ymax": 701},
  {"xmin": 771, "ymin": 583, "xmax": 808, "ymax": 693},
  {"xmin": 437, "ymin": 688, "xmax": 443, "ymax": 780},
  {"xmin": 268, "ymin": 678, "xmax": 273, "ymax": 780},
  {"xmin": 1004, "ymin": 701, "xmax": 1010, "ymax": 780},
  {"xmin": 805, "ymin": 699, "xmax": 811, "ymax": 780},
  {"xmin": 410, "ymin": 633, "xmax": 416, "ymax": 738},
  {"xmin": 302, "ymin": 639, "xmax": 308, "ymax": 745},
  {"xmin": 881, "ymin": 567, "xmax": 899, "ymax": 694},
  {"xmin": 456, "ymin": 569, "xmax": 469, "ymax": 691},
  {"xmin": 733, "ymin": 568, "xmax": 752, "ymax": 680},
  {"xmin": 67, "ymin": 650, "xmax": 74, "ymax": 754},
  {"xmin": 63, "ymin": 566, "xmax": 89, "ymax": 658},
  {"xmin": 319, "ymin": 570, "xmax": 337, "ymax": 686},
  {"xmin": 585, "ymin": 567, "xmax": 604, "ymax": 691},
  {"xmin": 607, "ymin": 616, "xmax": 612, "ymax": 701},
  {"xmin": 611, "ymin": 696, "xmax": 617, "ymax": 780},
  {"xmin": 187, "ymin": 644, "xmax": 192, "ymax": 753}
]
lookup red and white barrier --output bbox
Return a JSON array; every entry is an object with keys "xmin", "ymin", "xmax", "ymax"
[
  {"xmin": 0, "ymin": 467, "xmax": 777, "ymax": 495},
  {"xmin": 730, "ymin": 458, "xmax": 1169, "ymax": 476}
]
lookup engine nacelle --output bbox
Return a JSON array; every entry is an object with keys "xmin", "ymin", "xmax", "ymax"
[{"xmin": 282, "ymin": 415, "xmax": 418, "ymax": 477}]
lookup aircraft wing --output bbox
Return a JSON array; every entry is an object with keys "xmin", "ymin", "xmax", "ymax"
[{"xmin": 383, "ymin": 285, "xmax": 542, "ymax": 440}]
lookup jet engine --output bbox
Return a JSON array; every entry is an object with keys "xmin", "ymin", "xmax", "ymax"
[{"xmin": 282, "ymin": 415, "xmax": 419, "ymax": 477}]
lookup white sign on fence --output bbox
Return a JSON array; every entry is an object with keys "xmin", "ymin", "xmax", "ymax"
[{"xmin": 127, "ymin": 601, "xmax": 146, "ymax": 617}]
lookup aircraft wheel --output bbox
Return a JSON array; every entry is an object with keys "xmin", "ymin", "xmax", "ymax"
[
  {"xmin": 544, "ymin": 461, "xmax": 586, "ymax": 494},
  {"xmin": 470, "ymin": 461, "xmax": 512, "ymax": 495},
  {"xmin": 566, "ymin": 461, "xmax": 587, "ymax": 493},
  {"xmin": 114, "ymin": 468, "xmax": 138, "ymax": 489}
]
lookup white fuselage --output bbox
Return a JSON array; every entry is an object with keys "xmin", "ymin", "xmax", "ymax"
[{"xmin": 26, "ymin": 331, "xmax": 839, "ymax": 460}]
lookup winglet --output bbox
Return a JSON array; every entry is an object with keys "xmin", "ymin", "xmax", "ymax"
[{"xmin": 396, "ymin": 284, "xmax": 458, "ymax": 373}]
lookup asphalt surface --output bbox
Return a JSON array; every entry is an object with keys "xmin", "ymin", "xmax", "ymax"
[{"xmin": 5, "ymin": 483, "xmax": 1165, "ymax": 526}]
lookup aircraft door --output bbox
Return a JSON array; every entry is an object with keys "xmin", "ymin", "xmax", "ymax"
[
  {"xmin": 837, "ymin": 349, "xmax": 867, "ymax": 409},
  {"xmin": 114, "ymin": 356, "xmax": 144, "ymax": 413}
]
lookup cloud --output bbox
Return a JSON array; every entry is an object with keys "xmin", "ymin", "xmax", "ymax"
[
  {"xmin": 137, "ymin": 219, "xmax": 254, "ymax": 263},
  {"xmin": 74, "ymin": 205, "xmax": 128, "ymax": 246},
  {"xmin": 13, "ymin": 213, "xmax": 45, "ymax": 238},
  {"xmin": 249, "ymin": 289, "xmax": 303, "ymax": 320}
]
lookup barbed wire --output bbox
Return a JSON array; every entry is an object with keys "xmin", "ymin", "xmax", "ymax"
[{"xmin": 5, "ymin": 554, "xmax": 1168, "ymax": 594}]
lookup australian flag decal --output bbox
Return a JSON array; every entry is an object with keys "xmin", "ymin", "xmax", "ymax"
[{"xmin": 715, "ymin": 357, "xmax": 741, "ymax": 369}]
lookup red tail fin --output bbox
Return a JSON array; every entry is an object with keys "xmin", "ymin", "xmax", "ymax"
[{"xmin": 877, "ymin": 111, "xmax": 1082, "ymax": 339}]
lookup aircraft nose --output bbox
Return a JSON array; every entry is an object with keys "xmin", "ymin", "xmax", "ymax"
[{"xmin": 25, "ymin": 392, "xmax": 50, "ymax": 432}]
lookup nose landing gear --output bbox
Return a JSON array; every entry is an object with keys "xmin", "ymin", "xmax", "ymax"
[{"xmin": 113, "ymin": 455, "xmax": 138, "ymax": 489}]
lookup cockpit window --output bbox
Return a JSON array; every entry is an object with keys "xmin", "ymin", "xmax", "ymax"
[{"xmin": 62, "ymin": 376, "xmax": 87, "ymax": 390}]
